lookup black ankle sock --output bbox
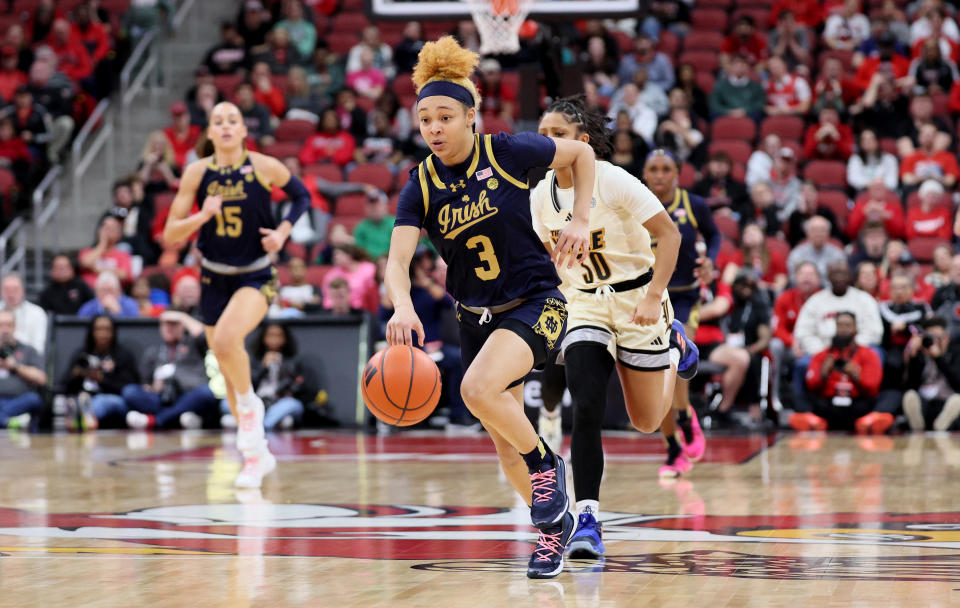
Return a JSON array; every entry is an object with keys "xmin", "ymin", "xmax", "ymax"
[
  {"xmin": 521, "ymin": 437, "xmax": 553, "ymax": 471},
  {"xmin": 666, "ymin": 434, "xmax": 683, "ymax": 459},
  {"xmin": 677, "ymin": 408, "xmax": 694, "ymax": 444}
]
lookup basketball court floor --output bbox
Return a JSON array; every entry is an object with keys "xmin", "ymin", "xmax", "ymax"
[{"xmin": 1, "ymin": 429, "xmax": 958, "ymax": 606}]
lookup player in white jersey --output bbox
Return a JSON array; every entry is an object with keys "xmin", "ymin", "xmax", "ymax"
[{"xmin": 529, "ymin": 95, "xmax": 696, "ymax": 558}]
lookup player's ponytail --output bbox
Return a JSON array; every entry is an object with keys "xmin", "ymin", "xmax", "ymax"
[
  {"xmin": 544, "ymin": 94, "xmax": 613, "ymax": 160},
  {"xmin": 412, "ymin": 36, "xmax": 481, "ymax": 110}
]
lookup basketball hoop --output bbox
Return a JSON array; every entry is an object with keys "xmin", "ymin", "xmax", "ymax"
[{"xmin": 465, "ymin": 0, "xmax": 535, "ymax": 55}]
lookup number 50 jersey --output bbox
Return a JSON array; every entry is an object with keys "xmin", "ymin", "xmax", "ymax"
[
  {"xmin": 395, "ymin": 133, "xmax": 562, "ymax": 308},
  {"xmin": 530, "ymin": 160, "xmax": 664, "ymax": 292}
]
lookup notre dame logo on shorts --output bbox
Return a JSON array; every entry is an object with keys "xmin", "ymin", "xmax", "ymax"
[
  {"xmin": 532, "ymin": 298, "xmax": 567, "ymax": 350},
  {"xmin": 260, "ymin": 268, "xmax": 279, "ymax": 304}
]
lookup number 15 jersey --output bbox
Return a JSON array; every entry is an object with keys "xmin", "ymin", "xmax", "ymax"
[
  {"xmin": 530, "ymin": 160, "xmax": 664, "ymax": 291},
  {"xmin": 395, "ymin": 132, "xmax": 561, "ymax": 308}
]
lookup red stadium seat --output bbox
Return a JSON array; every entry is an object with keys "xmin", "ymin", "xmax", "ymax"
[
  {"xmin": 481, "ymin": 115, "xmax": 513, "ymax": 135},
  {"xmin": 781, "ymin": 139, "xmax": 803, "ymax": 158},
  {"xmin": 347, "ymin": 164, "xmax": 394, "ymax": 192},
  {"xmin": 803, "ymin": 160, "xmax": 846, "ymax": 188},
  {"xmin": 283, "ymin": 242, "xmax": 308, "ymax": 261},
  {"xmin": 612, "ymin": 30, "xmax": 635, "ymax": 54},
  {"xmin": 678, "ymin": 50, "xmax": 720, "ymax": 74},
  {"xmin": 691, "ymin": 8, "xmax": 727, "ymax": 31},
  {"xmin": 760, "ymin": 115, "xmax": 805, "ymax": 141},
  {"xmin": 731, "ymin": 162, "xmax": 746, "ymax": 182},
  {"xmin": 388, "ymin": 193, "xmax": 399, "ymax": 215},
  {"xmin": 713, "ymin": 214, "xmax": 740, "ymax": 241},
  {"xmin": 304, "ymin": 163, "xmax": 343, "ymax": 183},
  {"xmin": 765, "ymin": 236, "xmax": 790, "ymax": 259},
  {"xmin": 684, "ymin": 30, "xmax": 725, "ymax": 52},
  {"xmin": 393, "ymin": 74, "xmax": 416, "ymax": 97},
  {"xmin": 696, "ymin": 0, "xmax": 731, "ymax": 9},
  {"xmin": 711, "ymin": 116, "xmax": 757, "ymax": 142},
  {"xmin": 274, "ymin": 119, "xmax": 317, "ymax": 142},
  {"xmin": 0, "ymin": 168, "xmax": 15, "ymax": 196},
  {"xmin": 327, "ymin": 32, "xmax": 359, "ymax": 55},
  {"xmin": 263, "ymin": 141, "xmax": 302, "ymax": 160},
  {"xmin": 707, "ymin": 140, "xmax": 753, "ymax": 164},
  {"xmin": 306, "ymin": 265, "xmax": 333, "ymax": 285},
  {"xmin": 213, "ymin": 74, "xmax": 243, "ymax": 98},
  {"xmin": 854, "ymin": 189, "xmax": 901, "ymax": 208},
  {"xmin": 695, "ymin": 71, "xmax": 716, "ymax": 94},
  {"xmin": 335, "ymin": 193, "xmax": 368, "ymax": 217},
  {"xmin": 817, "ymin": 190, "xmax": 851, "ymax": 231},
  {"xmin": 818, "ymin": 50, "xmax": 854, "ymax": 74},
  {"xmin": 732, "ymin": 8, "xmax": 770, "ymax": 27},
  {"xmin": 678, "ymin": 163, "xmax": 697, "ymax": 188},
  {"xmin": 932, "ymin": 92, "xmax": 950, "ymax": 118},
  {"xmin": 656, "ymin": 30, "xmax": 680, "ymax": 57},
  {"xmin": 908, "ymin": 236, "xmax": 944, "ymax": 263},
  {"xmin": 329, "ymin": 216, "xmax": 363, "ymax": 233},
  {"xmin": 154, "ymin": 191, "xmax": 175, "ymax": 215},
  {"xmin": 718, "ymin": 236, "xmax": 737, "ymax": 258},
  {"xmin": 879, "ymin": 137, "xmax": 898, "ymax": 155},
  {"xmin": 395, "ymin": 162, "xmax": 416, "ymax": 191},
  {"xmin": 332, "ymin": 12, "xmax": 371, "ymax": 32}
]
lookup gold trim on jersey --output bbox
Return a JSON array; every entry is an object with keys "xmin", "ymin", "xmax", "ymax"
[
  {"xmin": 666, "ymin": 188, "xmax": 698, "ymax": 230},
  {"xmin": 465, "ymin": 133, "xmax": 481, "ymax": 178},
  {"xmin": 206, "ymin": 149, "xmax": 250, "ymax": 172},
  {"xmin": 425, "ymin": 156, "xmax": 446, "ymax": 190},
  {"xmin": 483, "ymin": 134, "xmax": 528, "ymax": 190},
  {"xmin": 417, "ymin": 163, "xmax": 431, "ymax": 218},
  {"xmin": 253, "ymin": 165, "xmax": 272, "ymax": 191},
  {"xmin": 425, "ymin": 135, "xmax": 482, "ymax": 190}
]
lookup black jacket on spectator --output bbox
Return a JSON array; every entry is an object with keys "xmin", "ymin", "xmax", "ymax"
[
  {"xmin": 39, "ymin": 277, "xmax": 94, "ymax": 316},
  {"xmin": 61, "ymin": 344, "xmax": 140, "ymax": 395},
  {"xmin": 251, "ymin": 354, "xmax": 316, "ymax": 406},
  {"xmin": 394, "ymin": 37, "xmax": 424, "ymax": 75},
  {"xmin": 932, "ymin": 283, "xmax": 960, "ymax": 313},
  {"xmin": 203, "ymin": 42, "xmax": 249, "ymax": 75},
  {"xmin": 0, "ymin": 102, "xmax": 50, "ymax": 146},
  {"xmin": 27, "ymin": 74, "xmax": 74, "ymax": 118},
  {"xmin": 786, "ymin": 207, "xmax": 843, "ymax": 246},
  {"xmin": 241, "ymin": 102, "xmax": 273, "ymax": 142},
  {"xmin": 691, "ymin": 175, "xmax": 751, "ymax": 221},
  {"xmin": 139, "ymin": 335, "xmax": 208, "ymax": 401},
  {"xmin": 903, "ymin": 335, "xmax": 960, "ymax": 395},
  {"xmin": 856, "ymin": 95, "xmax": 909, "ymax": 140},
  {"xmin": 879, "ymin": 300, "xmax": 930, "ymax": 389}
]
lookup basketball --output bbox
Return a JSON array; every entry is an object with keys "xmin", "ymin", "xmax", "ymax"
[{"xmin": 362, "ymin": 345, "xmax": 442, "ymax": 426}]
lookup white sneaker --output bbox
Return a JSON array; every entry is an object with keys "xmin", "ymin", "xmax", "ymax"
[
  {"xmin": 902, "ymin": 390, "xmax": 925, "ymax": 432},
  {"xmin": 236, "ymin": 398, "xmax": 265, "ymax": 452},
  {"xmin": 934, "ymin": 395, "xmax": 960, "ymax": 431},
  {"xmin": 234, "ymin": 449, "xmax": 276, "ymax": 489},
  {"xmin": 126, "ymin": 410, "xmax": 152, "ymax": 430},
  {"xmin": 220, "ymin": 414, "xmax": 237, "ymax": 429},
  {"xmin": 179, "ymin": 411, "xmax": 203, "ymax": 429},
  {"xmin": 538, "ymin": 408, "xmax": 563, "ymax": 454}
]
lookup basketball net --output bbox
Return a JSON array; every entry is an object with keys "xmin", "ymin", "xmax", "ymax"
[{"xmin": 465, "ymin": 0, "xmax": 535, "ymax": 55}]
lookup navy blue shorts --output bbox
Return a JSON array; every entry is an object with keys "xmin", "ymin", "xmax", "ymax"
[
  {"xmin": 457, "ymin": 289, "xmax": 567, "ymax": 389},
  {"xmin": 200, "ymin": 265, "xmax": 278, "ymax": 326},
  {"xmin": 669, "ymin": 289, "xmax": 701, "ymax": 332}
]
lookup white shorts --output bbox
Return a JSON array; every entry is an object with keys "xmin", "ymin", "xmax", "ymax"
[{"xmin": 560, "ymin": 284, "xmax": 674, "ymax": 371}]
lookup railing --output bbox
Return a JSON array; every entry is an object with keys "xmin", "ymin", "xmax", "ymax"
[
  {"xmin": 119, "ymin": 28, "xmax": 159, "ymax": 142},
  {"xmin": 32, "ymin": 167, "xmax": 62, "ymax": 291},
  {"xmin": 0, "ymin": 216, "xmax": 26, "ymax": 279},
  {"xmin": 71, "ymin": 100, "xmax": 114, "ymax": 212}
]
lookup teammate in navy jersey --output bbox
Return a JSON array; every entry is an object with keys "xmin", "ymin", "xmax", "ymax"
[
  {"xmin": 386, "ymin": 36, "xmax": 595, "ymax": 580},
  {"xmin": 163, "ymin": 101, "xmax": 311, "ymax": 489},
  {"xmin": 643, "ymin": 149, "xmax": 722, "ymax": 478}
]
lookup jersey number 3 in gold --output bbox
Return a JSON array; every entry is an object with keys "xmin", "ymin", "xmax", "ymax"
[{"xmin": 466, "ymin": 235, "xmax": 501, "ymax": 280}]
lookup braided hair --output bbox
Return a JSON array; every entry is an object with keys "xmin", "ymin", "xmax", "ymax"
[{"xmin": 543, "ymin": 94, "xmax": 613, "ymax": 160}]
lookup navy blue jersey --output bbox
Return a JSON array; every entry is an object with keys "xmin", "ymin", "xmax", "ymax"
[
  {"xmin": 395, "ymin": 133, "xmax": 560, "ymax": 307},
  {"xmin": 652, "ymin": 188, "xmax": 721, "ymax": 290},
  {"xmin": 196, "ymin": 152, "xmax": 276, "ymax": 266}
]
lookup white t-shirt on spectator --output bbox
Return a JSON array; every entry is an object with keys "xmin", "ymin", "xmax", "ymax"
[
  {"xmin": 846, "ymin": 153, "xmax": 900, "ymax": 191},
  {"xmin": 823, "ymin": 13, "xmax": 871, "ymax": 46},
  {"xmin": 793, "ymin": 286, "xmax": 884, "ymax": 355},
  {"xmin": 607, "ymin": 100, "xmax": 658, "ymax": 146},
  {"xmin": 279, "ymin": 284, "xmax": 316, "ymax": 308},
  {"xmin": 746, "ymin": 151, "xmax": 773, "ymax": 188},
  {"xmin": 910, "ymin": 16, "xmax": 960, "ymax": 44},
  {"xmin": 0, "ymin": 300, "xmax": 47, "ymax": 357}
]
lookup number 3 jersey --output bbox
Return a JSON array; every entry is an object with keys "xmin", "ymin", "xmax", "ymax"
[
  {"xmin": 196, "ymin": 152, "xmax": 277, "ymax": 267},
  {"xmin": 395, "ymin": 133, "xmax": 562, "ymax": 308},
  {"xmin": 530, "ymin": 160, "xmax": 664, "ymax": 292}
]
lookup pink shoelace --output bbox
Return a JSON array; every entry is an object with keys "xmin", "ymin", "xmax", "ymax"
[
  {"xmin": 240, "ymin": 457, "xmax": 259, "ymax": 475},
  {"xmin": 533, "ymin": 529, "xmax": 563, "ymax": 562},
  {"xmin": 239, "ymin": 410, "xmax": 256, "ymax": 432},
  {"xmin": 530, "ymin": 468, "xmax": 557, "ymax": 503}
]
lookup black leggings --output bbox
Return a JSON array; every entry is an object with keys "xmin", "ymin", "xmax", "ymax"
[
  {"xmin": 565, "ymin": 343, "xmax": 615, "ymax": 502},
  {"xmin": 540, "ymin": 349, "xmax": 567, "ymax": 412}
]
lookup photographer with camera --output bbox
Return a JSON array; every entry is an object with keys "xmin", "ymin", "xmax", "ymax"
[
  {"xmin": 0, "ymin": 310, "xmax": 46, "ymax": 429},
  {"xmin": 899, "ymin": 317, "xmax": 960, "ymax": 431},
  {"xmin": 790, "ymin": 311, "xmax": 888, "ymax": 433}
]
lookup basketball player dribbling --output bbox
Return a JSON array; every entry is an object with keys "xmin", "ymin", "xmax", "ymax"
[
  {"xmin": 530, "ymin": 95, "xmax": 698, "ymax": 559},
  {"xmin": 643, "ymin": 149, "xmax": 722, "ymax": 478},
  {"xmin": 384, "ymin": 36, "xmax": 596, "ymax": 579},
  {"xmin": 163, "ymin": 102, "xmax": 312, "ymax": 489}
]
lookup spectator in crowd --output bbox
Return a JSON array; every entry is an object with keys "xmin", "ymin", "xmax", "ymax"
[
  {"xmin": 787, "ymin": 216, "xmax": 847, "ymax": 277},
  {"xmin": 653, "ymin": 104, "xmax": 703, "ymax": 165},
  {"xmin": 250, "ymin": 60, "xmax": 286, "ymax": 118},
  {"xmin": 251, "ymin": 27, "xmax": 305, "ymax": 73},
  {"xmin": 0, "ymin": 115, "xmax": 31, "ymax": 192},
  {"xmin": 356, "ymin": 110, "xmax": 405, "ymax": 170},
  {"xmin": 78, "ymin": 272, "xmax": 140, "ymax": 318},
  {"xmin": 169, "ymin": 274, "xmax": 201, "ymax": 317},
  {"xmin": 812, "ymin": 56, "xmax": 854, "ymax": 113},
  {"xmin": 768, "ymin": 9, "xmax": 812, "ymax": 70},
  {"xmin": 187, "ymin": 81, "xmax": 219, "ymax": 128},
  {"xmin": 0, "ymin": 273, "xmax": 46, "ymax": 356},
  {"xmin": 46, "ymin": 18, "xmax": 92, "ymax": 83},
  {"xmin": 910, "ymin": 5, "xmax": 960, "ymax": 46},
  {"xmin": 393, "ymin": 21, "xmax": 424, "ymax": 75},
  {"xmin": 709, "ymin": 54, "xmax": 765, "ymax": 121},
  {"xmin": 137, "ymin": 130, "xmax": 179, "ymax": 192},
  {"xmin": 274, "ymin": 0, "xmax": 316, "ymax": 61},
  {"xmin": 39, "ymin": 255, "xmax": 94, "ymax": 315},
  {"xmin": 846, "ymin": 128, "xmax": 900, "ymax": 191},
  {"xmin": 299, "ymin": 108, "xmax": 356, "ymax": 167},
  {"xmin": 477, "ymin": 58, "xmax": 516, "ymax": 122},
  {"xmin": 0, "ymin": 45, "xmax": 26, "ymax": 104},
  {"xmin": 792, "ymin": 311, "xmax": 886, "ymax": 432},
  {"xmin": 721, "ymin": 223, "xmax": 789, "ymax": 293},
  {"xmin": 900, "ymin": 316, "xmax": 960, "ymax": 431},
  {"xmin": 237, "ymin": 0, "xmax": 271, "ymax": 49},
  {"xmin": 674, "ymin": 63, "xmax": 709, "ymax": 122},
  {"xmin": 4, "ymin": 86, "xmax": 51, "ymax": 165},
  {"xmin": 347, "ymin": 26, "xmax": 395, "ymax": 81},
  {"xmin": 234, "ymin": 81, "xmax": 275, "ymax": 147},
  {"xmin": 900, "ymin": 93, "xmax": 951, "ymax": 146},
  {"xmin": 640, "ymin": 0, "xmax": 691, "ymax": 40},
  {"xmin": 274, "ymin": 256, "xmax": 318, "ymax": 315},
  {"xmin": 628, "ymin": 67, "xmax": 670, "ymax": 118},
  {"xmin": 203, "ymin": 21, "xmax": 249, "ymax": 75},
  {"xmin": 764, "ymin": 56, "xmax": 812, "ymax": 115},
  {"xmin": 4, "ymin": 24, "xmax": 32, "ymax": 75},
  {"xmin": 900, "ymin": 123, "xmax": 958, "ymax": 187},
  {"xmin": 346, "ymin": 47, "xmax": 387, "ymax": 102},
  {"xmin": 607, "ymin": 84, "xmax": 657, "ymax": 146},
  {"xmin": 78, "ymin": 216, "xmax": 133, "ymax": 287},
  {"xmin": 61, "ymin": 314, "xmax": 139, "ymax": 430},
  {"xmin": 910, "ymin": 37, "xmax": 958, "ymax": 93},
  {"xmin": 721, "ymin": 15, "xmax": 768, "ymax": 72},
  {"xmin": 854, "ymin": 260, "xmax": 881, "ymax": 298},
  {"xmin": 691, "ymin": 150, "xmax": 750, "ymax": 220},
  {"xmin": 803, "ymin": 106, "xmax": 855, "ymax": 160},
  {"xmin": 722, "ymin": 270, "xmax": 772, "ymax": 425},
  {"xmin": 925, "ymin": 244, "xmax": 954, "ymax": 291},
  {"xmin": 823, "ymin": 0, "xmax": 871, "ymax": 51},
  {"xmin": 122, "ymin": 0, "xmax": 169, "ymax": 44},
  {"xmin": 131, "ymin": 276, "xmax": 165, "ymax": 318},
  {"xmin": 221, "ymin": 321, "xmax": 314, "ymax": 430},
  {"xmin": 617, "ymin": 34, "xmax": 674, "ymax": 93},
  {"xmin": 769, "ymin": 146, "xmax": 802, "ymax": 221},
  {"xmin": 847, "ymin": 178, "xmax": 905, "ymax": 239},
  {"xmin": 283, "ymin": 65, "xmax": 324, "ymax": 119},
  {"xmin": 305, "ymin": 41, "xmax": 345, "ymax": 108},
  {"xmin": 852, "ymin": 33, "xmax": 912, "ymax": 92},
  {"xmin": 771, "ymin": 261, "xmax": 822, "ymax": 408},
  {"xmin": 101, "ymin": 177, "xmax": 154, "ymax": 263},
  {"xmin": 879, "ymin": 270, "xmax": 929, "ymax": 374},
  {"xmin": 748, "ymin": 180, "xmax": 779, "ymax": 236},
  {"xmin": 609, "ymin": 129, "xmax": 646, "ymax": 177},
  {"xmin": 931, "ymin": 254, "xmax": 960, "ymax": 312},
  {"xmin": 163, "ymin": 102, "xmax": 201, "ymax": 170},
  {"xmin": 333, "ymin": 87, "xmax": 368, "ymax": 145},
  {"xmin": 746, "ymin": 133, "xmax": 781, "ymax": 188},
  {"xmin": 322, "ymin": 277, "xmax": 362, "ymax": 315},
  {"xmin": 769, "ymin": 0, "xmax": 822, "ymax": 29},
  {"xmin": 786, "ymin": 180, "xmax": 843, "ymax": 246},
  {"xmin": 852, "ymin": 74, "xmax": 908, "ymax": 140},
  {"xmin": 322, "ymin": 244, "xmax": 377, "ymax": 313},
  {"xmin": 123, "ymin": 310, "xmax": 222, "ymax": 430},
  {"xmin": 906, "ymin": 179, "xmax": 953, "ymax": 240},
  {"xmin": 353, "ymin": 190, "xmax": 394, "ymax": 260},
  {"xmin": 0, "ymin": 310, "xmax": 46, "ymax": 430}
]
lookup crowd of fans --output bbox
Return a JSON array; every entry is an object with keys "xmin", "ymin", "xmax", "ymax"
[{"xmin": 2, "ymin": 0, "xmax": 960, "ymax": 435}]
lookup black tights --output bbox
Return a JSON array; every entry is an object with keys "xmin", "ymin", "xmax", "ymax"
[
  {"xmin": 565, "ymin": 343, "xmax": 615, "ymax": 502},
  {"xmin": 540, "ymin": 350, "xmax": 567, "ymax": 413}
]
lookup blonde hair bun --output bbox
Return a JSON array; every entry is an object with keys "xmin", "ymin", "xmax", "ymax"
[{"xmin": 412, "ymin": 35, "xmax": 481, "ymax": 107}]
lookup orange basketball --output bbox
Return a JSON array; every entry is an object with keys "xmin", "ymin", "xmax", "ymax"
[{"xmin": 362, "ymin": 345, "xmax": 442, "ymax": 426}]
